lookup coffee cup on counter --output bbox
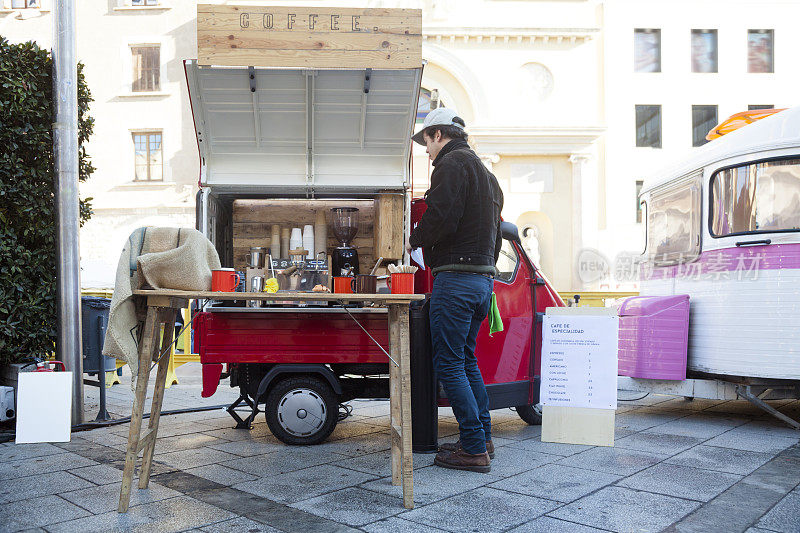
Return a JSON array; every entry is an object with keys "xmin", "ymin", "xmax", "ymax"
[
  {"xmin": 351, "ymin": 274, "xmax": 377, "ymax": 294},
  {"xmin": 212, "ymin": 268, "xmax": 239, "ymax": 292},
  {"xmin": 333, "ymin": 276, "xmax": 353, "ymax": 294}
]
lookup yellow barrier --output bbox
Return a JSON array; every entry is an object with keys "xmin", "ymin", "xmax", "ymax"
[{"xmin": 557, "ymin": 291, "xmax": 639, "ymax": 308}]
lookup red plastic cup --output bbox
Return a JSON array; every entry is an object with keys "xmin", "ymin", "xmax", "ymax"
[
  {"xmin": 211, "ymin": 268, "xmax": 239, "ymax": 292},
  {"xmin": 390, "ymin": 273, "xmax": 414, "ymax": 294},
  {"xmin": 333, "ymin": 276, "xmax": 353, "ymax": 294}
]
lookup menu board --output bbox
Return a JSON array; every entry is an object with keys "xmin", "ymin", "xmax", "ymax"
[{"xmin": 541, "ymin": 314, "xmax": 619, "ymax": 410}]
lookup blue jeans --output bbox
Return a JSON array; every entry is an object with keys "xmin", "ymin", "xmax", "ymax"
[{"xmin": 430, "ymin": 271, "xmax": 493, "ymax": 454}]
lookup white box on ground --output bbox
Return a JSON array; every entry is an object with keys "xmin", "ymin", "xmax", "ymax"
[
  {"xmin": 15, "ymin": 371, "xmax": 73, "ymax": 443},
  {"xmin": 540, "ymin": 307, "xmax": 618, "ymax": 447}
]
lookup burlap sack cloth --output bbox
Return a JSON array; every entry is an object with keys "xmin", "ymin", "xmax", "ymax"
[{"xmin": 102, "ymin": 227, "xmax": 221, "ymax": 388}]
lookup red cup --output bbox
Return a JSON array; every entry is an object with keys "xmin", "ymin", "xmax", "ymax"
[
  {"xmin": 333, "ymin": 276, "xmax": 353, "ymax": 294},
  {"xmin": 390, "ymin": 273, "xmax": 414, "ymax": 294},
  {"xmin": 212, "ymin": 268, "xmax": 239, "ymax": 292}
]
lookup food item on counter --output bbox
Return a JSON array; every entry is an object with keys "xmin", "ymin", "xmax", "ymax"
[
  {"xmin": 312, "ymin": 284, "xmax": 330, "ymax": 292},
  {"xmin": 263, "ymin": 277, "xmax": 279, "ymax": 293}
]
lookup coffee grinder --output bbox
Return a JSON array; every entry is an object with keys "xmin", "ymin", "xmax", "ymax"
[{"xmin": 330, "ymin": 207, "xmax": 360, "ymax": 276}]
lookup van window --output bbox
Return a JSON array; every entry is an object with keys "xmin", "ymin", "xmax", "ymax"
[
  {"xmin": 646, "ymin": 176, "xmax": 701, "ymax": 264},
  {"xmin": 711, "ymin": 158, "xmax": 800, "ymax": 236},
  {"xmin": 496, "ymin": 239, "xmax": 519, "ymax": 283}
]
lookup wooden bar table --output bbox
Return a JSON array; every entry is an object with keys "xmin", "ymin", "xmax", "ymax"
[{"xmin": 118, "ymin": 289, "xmax": 424, "ymax": 513}]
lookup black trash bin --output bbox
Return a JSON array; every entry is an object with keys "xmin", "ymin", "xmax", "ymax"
[
  {"xmin": 81, "ymin": 296, "xmax": 115, "ymax": 373},
  {"xmin": 410, "ymin": 297, "xmax": 438, "ymax": 453}
]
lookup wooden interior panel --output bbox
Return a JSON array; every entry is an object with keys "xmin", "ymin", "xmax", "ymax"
[
  {"xmin": 232, "ymin": 199, "xmax": 376, "ymax": 273},
  {"xmin": 374, "ymin": 193, "xmax": 404, "ymax": 261}
]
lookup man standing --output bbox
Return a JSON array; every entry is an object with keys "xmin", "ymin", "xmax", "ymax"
[{"xmin": 408, "ymin": 107, "xmax": 504, "ymax": 473}]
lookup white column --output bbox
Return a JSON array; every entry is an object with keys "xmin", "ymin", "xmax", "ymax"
[{"xmin": 570, "ymin": 153, "xmax": 594, "ymax": 290}]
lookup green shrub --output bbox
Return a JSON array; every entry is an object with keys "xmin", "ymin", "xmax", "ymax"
[{"xmin": 0, "ymin": 37, "xmax": 95, "ymax": 366}]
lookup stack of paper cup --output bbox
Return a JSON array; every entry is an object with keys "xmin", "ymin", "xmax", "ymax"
[
  {"xmin": 271, "ymin": 224, "xmax": 281, "ymax": 258},
  {"xmin": 314, "ymin": 210, "xmax": 327, "ymax": 260},
  {"xmin": 281, "ymin": 228, "xmax": 291, "ymax": 259},
  {"xmin": 289, "ymin": 227, "xmax": 303, "ymax": 254},
  {"xmin": 302, "ymin": 225, "xmax": 314, "ymax": 259}
]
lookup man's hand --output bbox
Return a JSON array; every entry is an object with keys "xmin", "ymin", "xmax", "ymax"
[{"xmin": 405, "ymin": 242, "xmax": 413, "ymax": 255}]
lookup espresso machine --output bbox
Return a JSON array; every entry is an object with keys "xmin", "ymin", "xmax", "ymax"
[{"xmin": 330, "ymin": 207, "xmax": 360, "ymax": 276}]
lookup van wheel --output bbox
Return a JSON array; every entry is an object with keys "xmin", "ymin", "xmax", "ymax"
[
  {"xmin": 516, "ymin": 404, "xmax": 543, "ymax": 425},
  {"xmin": 264, "ymin": 376, "xmax": 338, "ymax": 445}
]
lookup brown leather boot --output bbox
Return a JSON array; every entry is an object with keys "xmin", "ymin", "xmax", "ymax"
[
  {"xmin": 438, "ymin": 440, "xmax": 495, "ymax": 459},
  {"xmin": 434, "ymin": 448, "xmax": 491, "ymax": 473}
]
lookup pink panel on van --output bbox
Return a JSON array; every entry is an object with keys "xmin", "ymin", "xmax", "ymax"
[{"xmin": 618, "ymin": 295, "xmax": 690, "ymax": 380}]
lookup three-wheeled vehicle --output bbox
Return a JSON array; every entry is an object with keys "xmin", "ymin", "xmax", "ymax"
[{"xmin": 185, "ymin": 59, "xmax": 565, "ymax": 445}]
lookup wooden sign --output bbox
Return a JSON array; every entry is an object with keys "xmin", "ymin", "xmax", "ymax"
[{"xmin": 198, "ymin": 4, "xmax": 422, "ymax": 69}]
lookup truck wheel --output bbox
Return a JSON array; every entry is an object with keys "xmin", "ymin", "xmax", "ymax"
[
  {"xmin": 516, "ymin": 404, "xmax": 543, "ymax": 425},
  {"xmin": 264, "ymin": 376, "xmax": 338, "ymax": 445}
]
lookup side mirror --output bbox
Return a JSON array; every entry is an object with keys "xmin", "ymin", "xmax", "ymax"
[{"xmin": 501, "ymin": 221, "xmax": 521, "ymax": 243}]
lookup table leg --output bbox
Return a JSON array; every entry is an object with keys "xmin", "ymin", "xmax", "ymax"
[
  {"xmin": 138, "ymin": 309, "xmax": 176, "ymax": 489},
  {"xmin": 397, "ymin": 305, "xmax": 414, "ymax": 509},
  {"xmin": 389, "ymin": 306, "xmax": 401, "ymax": 487},
  {"xmin": 118, "ymin": 306, "xmax": 159, "ymax": 513}
]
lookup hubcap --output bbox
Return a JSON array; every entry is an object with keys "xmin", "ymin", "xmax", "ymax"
[{"xmin": 276, "ymin": 388, "xmax": 326, "ymax": 437}]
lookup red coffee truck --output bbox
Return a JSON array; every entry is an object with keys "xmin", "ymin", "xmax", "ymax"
[{"xmin": 187, "ymin": 4, "xmax": 565, "ymax": 447}]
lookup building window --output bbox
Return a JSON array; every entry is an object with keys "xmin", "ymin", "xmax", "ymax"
[
  {"xmin": 635, "ymin": 105, "xmax": 662, "ymax": 148},
  {"xmin": 133, "ymin": 132, "xmax": 163, "ymax": 181},
  {"xmin": 691, "ymin": 29, "xmax": 718, "ymax": 73},
  {"xmin": 748, "ymin": 104, "xmax": 774, "ymax": 110},
  {"xmin": 748, "ymin": 30, "xmax": 774, "ymax": 73},
  {"xmin": 634, "ymin": 29, "xmax": 661, "ymax": 72},
  {"xmin": 692, "ymin": 105, "xmax": 717, "ymax": 147},
  {"xmin": 417, "ymin": 88, "xmax": 441, "ymax": 123},
  {"xmin": 636, "ymin": 180, "xmax": 644, "ymax": 223},
  {"xmin": 131, "ymin": 46, "xmax": 160, "ymax": 92},
  {"xmin": 131, "ymin": 0, "xmax": 159, "ymax": 5},
  {"xmin": 11, "ymin": 0, "xmax": 38, "ymax": 7}
]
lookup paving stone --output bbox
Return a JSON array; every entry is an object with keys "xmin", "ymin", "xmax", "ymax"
[
  {"xmin": 201, "ymin": 424, "xmax": 274, "ymax": 442},
  {"xmin": 549, "ymin": 486, "xmax": 699, "ymax": 532},
  {"xmin": 327, "ymin": 422, "xmax": 386, "ymax": 441},
  {"xmin": 200, "ymin": 516, "xmax": 282, "ymax": 532},
  {"xmin": 316, "ymin": 432, "xmax": 392, "ymax": 457},
  {"xmin": 505, "ymin": 437, "xmax": 593, "ymax": 457},
  {"xmin": 0, "ymin": 451, "xmax": 98, "ymax": 480},
  {"xmin": 617, "ymin": 462, "xmax": 742, "ymax": 502},
  {"xmin": 506, "ymin": 516, "xmax": 609, "ymax": 533},
  {"xmin": 208, "ymin": 438, "xmax": 286, "ymax": 457},
  {"xmin": 489, "ymin": 422, "xmax": 543, "ymax": 441},
  {"xmin": 185, "ymin": 464, "xmax": 259, "ymax": 486},
  {"xmin": 222, "ymin": 447, "xmax": 343, "ymax": 477},
  {"xmin": 0, "ymin": 470, "xmax": 94, "ymax": 504},
  {"xmin": 156, "ymin": 447, "xmax": 240, "ymax": 470},
  {"xmin": 291, "ymin": 487, "xmax": 403, "ymax": 526},
  {"xmin": 704, "ymin": 427, "xmax": 800, "ymax": 454},
  {"xmin": 0, "ymin": 495, "xmax": 90, "ymax": 531},
  {"xmin": 615, "ymin": 431, "xmax": 704, "ymax": 456},
  {"xmin": 362, "ymin": 517, "xmax": 449, "ymax": 533},
  {"xmin": 68, "ymin": 464, "xmax": 125, "ymax": 485},
  {"xmin": 78, "ymin": 431, "xmax": 131, "ymax": 448},
  {"xmin": 649, "ymin": 414, "xmax": 749, "ymax": 439},
  {"xmin": 401, "ymin": 487, "xmax": 559, "ymax": 533},
  {"xmin": 47, "ymin": 495, "xmax": 236, "ymax": 533},
  {"xmin": 0, "ymin": 442, "xmax": 65, "ymax": 462},
  {"xmin": 614, "ymin": 411, "xmax": 685, "ymax": 432},
  {"xmin": 556, "ymin": 446, "xmax": 667, "ymax": 476},
  {"xmin": 360, "ymin": 464, "xmax": 493, "ymax": 506},
  {"xmin": 745, "ymin": 528, "xmax": 781, "ymax": 533},
  {"xmin": 737, "ymin": 420, "xmax": 800, "ymax": 439},
  {"xmin": 61, "ymin": 480, "xmax": 182, "ymax": 514},
  {"xmin": 488, "ymin": 464, "xmax": 621, "ymax": 503},
  {"xmin": 234, "ymin": 464, "xmax": 376, "ymax": 504},
  {"xmin": 480, "ymin": 445, "xmax": 556, "ymax": 478},
  {"xmin": 756, "ymin": 492, "xmax": 800, "ymax": 533},
  {"xmin": 334, "ymin": 450, "xmax": 430, "ymax": 478},
  {"xmin": 665, "ymin": 445, "xmax": 774, "ymax": 475}
]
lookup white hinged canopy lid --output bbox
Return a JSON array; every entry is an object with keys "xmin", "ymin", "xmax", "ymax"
[{"xmin": 185, "ymin": 61, "xmax": 422, "ymax": 193}]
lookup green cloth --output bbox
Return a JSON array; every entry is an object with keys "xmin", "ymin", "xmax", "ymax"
[{"xmin": 488, "ymin": 292, "xmax": 503, "ymax": 336}]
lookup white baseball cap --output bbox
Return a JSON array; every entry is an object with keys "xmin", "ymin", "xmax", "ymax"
[{"xmin": 412, "ymin": 107, "xmax": 466, "ymax": 145}]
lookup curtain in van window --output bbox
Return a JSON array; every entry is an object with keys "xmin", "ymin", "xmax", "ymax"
[{"xmin": 711, "ymin": 159, "xmax": 800, "ymax": 236}]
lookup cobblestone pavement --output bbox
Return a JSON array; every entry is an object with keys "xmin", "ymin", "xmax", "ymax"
[{"xmin": 2, "ymin": 363, "xmax": 800, "ymax": 533}]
